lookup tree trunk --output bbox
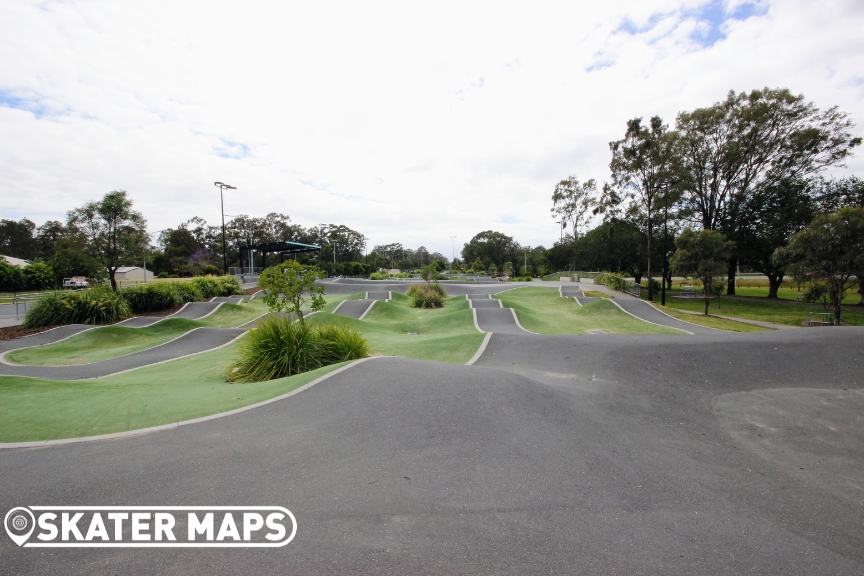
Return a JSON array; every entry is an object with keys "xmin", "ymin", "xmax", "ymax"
[
  {"xmin": 858, "ymin": 278, "xmax": 864, "ymax": 305},
  {"xmin": 703, "ymin": 275, "xmax": 710, "ymax": 315},
  {"xmin": 727, "ymin": 260, "xmax": 736, "ymax": 296},
  {"xmin": 109, "ymin": 269, "xmax": 118, "ymax": 292},
  {"xmin": 634, "ymin": 272, "xmax": 643, "ymax": 286},
  {"xmin": 767, "ymin": 272, "xmax": 783, "ymax": 299}
]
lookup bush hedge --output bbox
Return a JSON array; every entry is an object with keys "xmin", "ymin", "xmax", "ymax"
[
  {"xmin": 122, "ymin": 282, "xmax": 185, "ymax": 313},
  {"xmin": 226, "ymin": 316, "xmax": 370, "ymax": 382},
  {"xmin": 23, "ymin": 286, "xmax": 132, "ymax": 327}
]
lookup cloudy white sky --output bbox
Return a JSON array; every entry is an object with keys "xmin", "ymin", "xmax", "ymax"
[{"xmin": 1, "ymin": 0, "xmax": 863, "ymax": 257}]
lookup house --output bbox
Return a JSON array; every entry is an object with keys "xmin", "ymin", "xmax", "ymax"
[
  {"xmin": 1, "ymin": 255, "xmax": 29, "ymax": 268},
  {"xmin": 112, "ymin": 266, "xmax": 155, "ymax": 282}
]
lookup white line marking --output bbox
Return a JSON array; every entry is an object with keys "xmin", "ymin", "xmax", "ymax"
[
  {"xmin": 466, "ymin": 332, "xmax": 493, "ymax": 365},
  {"xmin": 358, "ymin": 300, "xmax": 376, "ymax": 320},
  {"xmin": 0, "ymin": 326, "xmax": 98, "ymax": 365},
  {"xmin": 196, "ymin": 302, "xmax": 224, "ymax": 319},
  {"xmin": 472, "ymin": 308, "xmax": 484, "ymax": 333},
  {"xmin": 647, "ymin": 302, "xmax": 726, "ymax": 332},
  {"xmin": 510, "ymin": 308, "xmax": 539, "ymax": 334},
  {"xmin": 332, "ymin": 300, "xmax": 347, "ymax": 314}
]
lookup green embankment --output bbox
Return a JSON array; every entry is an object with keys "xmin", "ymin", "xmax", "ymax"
[
  {"xmin": 0, "ymin": 344, "xmax": 350, "ymax": 443},
  {"xmin": 309, "ymin": 293, "xmax": 485, "ymax": 364},
  {"xmin": 495, "ymin": 287, "xmax": 682, "ymax": 334},
  {"xmin": 6, "ymin": 300, "xmax": 263, "ymax": 366},
  {"xmin": 7, "ymin": 292, "xmax": 366, "ymax": 366}
]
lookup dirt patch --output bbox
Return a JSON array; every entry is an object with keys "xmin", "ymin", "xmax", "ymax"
[
  {"xmin": 0, "ymin": 325, "xmax": 56, "ymax": 341},
  {"xmin": 245, "ymin": 287, "xmax": 262, "ymax": 296}
]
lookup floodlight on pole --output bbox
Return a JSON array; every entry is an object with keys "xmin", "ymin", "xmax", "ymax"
[
  {"xmin": 215, "ymin": 182, "xmax": 236, "ymax": 274},
  {"xmin": 555, "ymin": 220, "xmax": 565, "ymax": 242},
  {"xmin": 450, "ymin": 236, "xmax": 456, "ymax": 267}
]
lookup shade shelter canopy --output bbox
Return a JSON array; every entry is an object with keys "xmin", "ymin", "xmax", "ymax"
[{"xmin": 239, "ymin": 241, "xmax": 321, "ymax": 270}]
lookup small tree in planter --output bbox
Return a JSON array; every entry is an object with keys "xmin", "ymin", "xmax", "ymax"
[{"xmin": 258, "ymin": 261, "xmax": 326, "ymax": 324}]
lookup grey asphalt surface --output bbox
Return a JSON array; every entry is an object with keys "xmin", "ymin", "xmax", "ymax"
[
  {"xmin": 469, "ymin": 299, "xmax": 503, "ymax": 309},
  {"xmin": 365, "ymin": 290, "xmax": 391, "ymax": 300},
  {"xmin": 560, "ymin": 285, "xmax": 584, "ymax": 297},
  {"xmin": 575, "ymin": 296, "xmax": 601, "ymax": 306},
  {"xmin": 466, "ymin": 293, "xmax": 492, "ymax": 300},
  {"xmin": 0, "ymin": 325, "xmax": 96, "ymax": 353},
  {"xmin": 611, "ymin": 298, "xmax": 717, "ymax": 335},
  {"xmin": 168, "ymin": 301, "xmax": 223, "ymax": 319},
  {"xmin": 0, "ymin": 327, "xmax": 243, "ymax": 379},
  {"xmin": 474, "ymin": 307, "xmax": 529, "ymax": 335},
  {"xmin": 333, "ymin": 299, "xmax": 377, "ymax": 319},
  {"xmin": 2, "ymin": 327, "xmax": 863, "ymax": 574},
  {"xmin": 115, "ymin": 316, "xmax": 164, "ymax": 327},
  {"xmin": 211, "ymin": 296, "xmax": 246, "ymax": 304}
]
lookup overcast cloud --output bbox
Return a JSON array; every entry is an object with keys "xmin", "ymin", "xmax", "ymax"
[{"xmin": 1, "ymin": 0, "xmax": 863, "ymax": 257}]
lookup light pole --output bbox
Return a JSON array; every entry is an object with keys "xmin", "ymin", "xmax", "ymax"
[
  {"xmin": 524, "ymin": 246, "xmax": 530, "ymax": 277},
  {"xmin": 555, "ymin": 220, "xmax": 565, "ymax": 243},
  {"xmin": 450, "ymin": 236, "xmax": 456, "ymax": 268},
  {"xmin": 214, "ymin": 182, "xmax": 236, "ymax": 274}
]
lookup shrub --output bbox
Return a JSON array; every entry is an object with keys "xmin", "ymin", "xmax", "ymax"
[
  {"xmin": 509, "ymin": 275, "xmax": 533, "ymax": 282},
  {"xmin": 315, "ymin": 323, "xmax": 373, "ymax": 364},
  {"xmin": 226, "ymin": 316, "xmax": 370, "ymax": 382},
  {"xmin": 23, "ymin": 286, "xmax": 132, "ymax": 327},
  {"xmin": 122, "ymin": 282, "xmax": 184, "ymax": 313},
  {"xmin": 173, "ymin": 282, "xmax": 203, "ymax": 303},
  {"xmin": 410, "ymin": 282, "xmax": 447, "ymax": 308},
  {"xmin": 190, "ymin": 275, "xmax": 221, "ymax": 299},
  {"xmin": 214, "ymin": 275, "xmax": 243, "ymax": 296},
  {"xmin": 157, "ymin": 271, "xmax": 170, "ymax": 279},
  {"xmin": 370, "ymin": 271, "xmax": 390, "ymax": 280},
  {"xmin": 22, "ymin": 262, "xmax": 55, "ymax": 290}
]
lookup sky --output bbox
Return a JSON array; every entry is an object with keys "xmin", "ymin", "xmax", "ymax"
[{"xmin": 1, "ymin": 0, "xmax": 863, "ymax": 258}]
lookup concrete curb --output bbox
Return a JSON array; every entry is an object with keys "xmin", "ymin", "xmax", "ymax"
[{"xmin": 466, "ymin": 332, "xmax": 493, "ymax": 365}]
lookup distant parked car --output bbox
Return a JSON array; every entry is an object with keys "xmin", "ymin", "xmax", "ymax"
[{"xmin": 62, "ymin": 276, "xmax": 89, "ymax": 289}]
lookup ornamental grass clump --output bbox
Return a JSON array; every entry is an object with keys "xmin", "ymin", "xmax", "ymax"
[
  {"xmin": 226, "ymin": 316, "xmax": 371, "ymax": 383},
  {"xmin": 408, "ymin": 281, "xmax": 447, "ymax": 308},
  {"xmin": 23, "ymin": 286, "xmax": 132, "ymax": 327},
  {"xmin": 122, "ymin": 282, "xmax": 184, "ymax": 313},
  {"xmin": 190, "ymin": 276, "xmax": 221, "ymax": 299},
  {"xmin": 173, "ymin": 282, "xmax": 203, "ymax": 303}
]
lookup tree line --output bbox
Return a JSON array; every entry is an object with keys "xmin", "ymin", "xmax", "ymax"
[{"xmin": 545, "ymin": 86, "xmax": 863, "ymax": 315}]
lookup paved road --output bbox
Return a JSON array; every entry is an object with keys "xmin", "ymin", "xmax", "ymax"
[
  {"xmin": 0, "ymin": 328, "xmax": 243, "ymax": 379},
  {"xmin": 1, "ymin": 327, "xmax": 863, "ymax": 574},
  {"xmin": 365, "ymin": 291, "xmax": 391, "ymax": 301},
  {"xmin": 473, "ymin": 307, "xmax": 532, "ymax": 335}
]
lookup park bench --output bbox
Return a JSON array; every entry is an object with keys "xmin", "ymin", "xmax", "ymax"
[
  {"xmin": 807, "ymin": 312, "xmax": 834, "ymax": 327},
  {"xmin": 677, "ymin": 286, "xmax": 703, "ymax": 298}
]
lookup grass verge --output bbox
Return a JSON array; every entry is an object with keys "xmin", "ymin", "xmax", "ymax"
[
  {"xmin": 650, "ymin": 304, "xmax": 769, "ymax": 332},
  {"xmin": 0, "ymin": 343, "xmax": 350, "ymax": 443},
  {"xmin": 5, "ymin": 300, "xmax": 266, "ymax": 366},
  {"xmin": 583, "ymin": 290, "xmax": 612, "ymax": 298},
  {"xmin": 495, "ymin": 287, "xmax": 681, "ymax": 334},
  {"xmin": 309, "ymin": 293, "xmax": 484, "ymax": 364},
  {"xmin": 661, "ymin": 296, "xmax": 864, "ymax": 327}
]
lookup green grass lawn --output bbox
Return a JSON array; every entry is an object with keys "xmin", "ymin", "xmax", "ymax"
[
  {"xmin": 5, "ymin": 300, "xmax": 264, "ymax": 366},
  {"xmin": 495, "ymin": 287, "xmax": 682, "ymax": 334},
  {"xmin": 6, "ymin": 293, "xmax": 365, "ymax": 366},
  {"xmin": 309, "ymin": 293, "xmax": 485, "ymax": 364},
  {"xmin": 0, "ymin": 343, "xmax": 350, "ymax": 443},
  {"xmin": 661, "ymin": 296, "xmax": 864, "ymax": 327},
  {"xmin": 651, "ymin": 304, "xmax": 769, "ymax": 332}
]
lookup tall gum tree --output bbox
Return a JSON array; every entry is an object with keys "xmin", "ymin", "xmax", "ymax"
[
  {"xmin": 675, "ymin": 88, "xmax": 860, "ymax": 294},
  {"xmin": 609, "ymin": 116, "xmax": 677, "ymax": 301}
]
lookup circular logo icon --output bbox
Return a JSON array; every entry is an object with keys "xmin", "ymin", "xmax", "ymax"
[{"xmin": 4, "ymin": 507, "xmax": 35, "ymax": 546}]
